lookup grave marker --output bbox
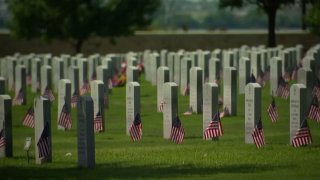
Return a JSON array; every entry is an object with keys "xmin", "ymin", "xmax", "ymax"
[
  {"xmin": 157, "ymin": 67, "xmax": 170, "ymax": 112},
  {"xmin": 190, "ymin": 67, "xmax": 203, "ymax": 113},
  {"xmin": 0, "ymin": 95, "xmax": 12, "ymax": 157},
  {"xmin": 163, "ymin": 82, "xmax": 178, "ymax": 139},
  {"xmin": 126, "ymin": 82, "xmax": 140, "ymax": 135}
]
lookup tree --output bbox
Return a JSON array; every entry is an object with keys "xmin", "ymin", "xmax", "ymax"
[
  {"xmin": 7, "ymin": 0, "xmax": 160, "ymax": 53},
  {"xmin": 306, "ymin": 0, "xmax": 320, "ymax": 36},
  {"xmin": 219, "ymin": 0, "xmax": 295, "ymax": 47}
]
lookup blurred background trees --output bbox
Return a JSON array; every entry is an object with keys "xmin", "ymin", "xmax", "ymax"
[{"xmin": 6, "ymin": 0, "xmax": 160, "ymax": 52}]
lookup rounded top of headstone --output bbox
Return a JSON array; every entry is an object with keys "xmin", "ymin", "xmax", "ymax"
[
  {"xmin": 240, "ymin": 57, "xmax": 250, "ymax": 61},
  {"xmin": 291, "ymin": 83, "xmax": 306, "ymax": 89},
  {"xmin": 246, "ymin": 83, "xmax": 261, "ymax": 89},
  {"xmin": 204, "ymin": 82, "xmax": 218, "ymax": 87},
  {"xmin": 60, "ymin": 79, "xmax": 71, "ymax": 83},
  {"xmin": 164, "ymin": 82, "xmax": 177, "ymax": 87},
  {"xmin": 158, "ymin": 66, "xmax": 169, "ymax": 71},
  {"xmin": 128, "ymin": 81, "xmax": 140, "ymax": 87},
  {"xmin": 41, "ymin": 65, "xmax": 52, "ymax": 69},
  {"xmin": 0, "ymin": 94, "xmax": 11, "ymax": 100}
]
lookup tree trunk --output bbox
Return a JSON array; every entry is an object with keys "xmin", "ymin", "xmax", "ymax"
[
  {"xmin": 74, "ymin": 39, "xmax": 83, "ymax": 53},
  {"xmin": 267, "ymin": 8, "xmax": 277, "ymax": 47},
  {"xmin": 301, "ymin": 0, "xmax": 307, "ymax": 30}
]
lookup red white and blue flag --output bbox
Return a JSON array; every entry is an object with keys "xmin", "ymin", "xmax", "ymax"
[
  {"xmin": 12, "ymin": 88, "xmax": 24, "ymax": 105},
  {"xmin": 170, "ymin": 115, "xmax": 185, "ymax": 144},
  {"xmin": 308, "ymin": 95, "xmax": 320, "ymax": 122},
  {"xmin": 267, "ymin": 97, "xmax": 278, "ymax": 123},
  {"xmin": 22, "ymin": 107, "xmax": 34, "ymax": 128},
  {"xmin": 80, "ymin": 81, "xmax": 91, "ymax": 95},
  {"xmin": 252, "ymin": 118, "xmax": 265, "ymax": 149},
  {"xmin": 204, "ymin": 110, "xmax": 223, "ymax": 139},
  {"xmin": 292, "ymin": 119, "xmax": 312, "ymax": 148},
  {"xmin": 129, "ymin": 113, "xmax": 142, "ymax": 142},
  {"xmin": 58, "ymin": 103, "xmax": 72, "ymax": 130},
  {"xmin": 37, "ymin": 122, "xmax": 50, "ymax": 158},
  {"xmin": 71, "ymin": 90, "xmax": 78, "ymax": 108},
  {"xmin": 0, "ymin": 129, "xmax": 5, "ymax": 148},
  {"xmin": 94, "ymin": 111, "xmax": 103, "ymax": 132},
  {"xmin": 42, "ymin": 86, "xmax": 55, "ymax": 101},
  {"xmin": 276, "ymin": 77, "xmax": 289, "ymax": 99}
]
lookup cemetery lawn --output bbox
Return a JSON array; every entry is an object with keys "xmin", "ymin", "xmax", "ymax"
[{"xmin": 1, "ymin": 75, "xmax": 320, "ymax": 179}]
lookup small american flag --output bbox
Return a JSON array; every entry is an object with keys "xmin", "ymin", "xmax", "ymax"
[
  {"xmin": 94, "ymin": 111, "xmax": 103, "ymax": 132},
  {"xmin": 292, "ymin": 119, "xmax": 312, "ymax": 148},
  {"xmin": 252, "ymin": 118, "xmax": 265, "ymax": 149},
  {"xmin": 12, "ymin": 88, "xmax": 24, "ymax": 105},
  {"xmin": 129, "ymin": 113, "xmax": 142, "ymax": 142},
  {"xmin": 204, "ymin": 110, "xmax": 223, "ymax": 140},
  {"xmin": 267, "ymin": 97, "xmax": 278, "ymax": 123},
  {"xmin": 42, "ymin": 86, "xmax": 55, "ymax": 101},
  {"xmin": 308, "ymin": 96, "xmax": 320, "ymax": 122},
  {"xmin": 0, "ymin": 129, "xmax": 5, "ymax": 148},
  {"xmin": 170, "ymin": 115, "xmax": 185, "ymax": 144},
  {"xmin": 80, "ymin": 81, "xmax": 91, "ymax": 95},
  {"xmin": 276, "ymin": 77, "xmax": 289, "ymax": 99},
  {"xmin": 182, "ymin": 84, "xmax": 189, "ymax": 96},
  {"xmin": 71, "ymin": 90, "xmax": 78, "ymax": 108},
  {"xmin": 58, "ymin": 103, "xmax": 72, "ymax": 130},
  {"xmin": 22, "ymin": 107, "xmax": 34, "ymax": 128},
  {"xmin": 158, "ymin": 101, "xmax": 164, "ymax": 112},
  {"xmin": 108, "ymin": 79, "xmax": 113, "ymax": 91},
  {"xmin": 257, "ymin": 70, "xmax": 265, "ymax": 87},
  {"xmin": 312, "ymin": 80, "xmax": 320, "ymax": 101},
  {"xmin": 291, "ymin": 66, "xmax": 299, "ymax": 81},
  {"xmin": 37, "ymin": 122, "xmax": 50, "ymax": 158}
]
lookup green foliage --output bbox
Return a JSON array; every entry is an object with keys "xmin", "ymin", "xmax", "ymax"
[
  {"xmin": 307, "ymin": 0, "xmax": 320, "ymax": 36},
  {"xmin": 6, "ymin": 0, "xmax": 160, "ymax": 52},
  {"xmin": 1, "ymin": 74, "xmax": 320, "ymax": 179}
]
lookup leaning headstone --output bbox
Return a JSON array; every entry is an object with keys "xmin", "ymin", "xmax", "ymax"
[
  {"xmin": 31, "ymin": 58, "xmax": 41, "ymax": 92},
  {"xmin": 91, "ymin": 80, "xmax": 105, "ymax": 133},
  {"xmin": 223, "ymin": 67, "xmax": 237, "ymax": 115},
  {"xmin": 57, "ymin": 79, "xmax": 71, "ymax": 130},
  {"xmin": 290, "ymin": 84, "xmax": 307, "ymax": 144},
  {"xmin": 77, "ymin": 96, "xmax": 95, "ymax": 168},
  {"xmin": 126, "ymin": 66, "xmax": 139, "ymax": 83},
  {"xmin": 14, "ymin": 65, "xmax": 27, "ymax": 105},
  {"xmin": 239, "ymin": 57, "xmax": 251, "ymax": 94},
  {"xmin": 202, "ymin": 83, "xmax": 219, "ymax": 139},
  {"xmin": 270, "ymin": 57, "xmax": 282, "ymax": 96},
  {"xmin": 157, "ymin": 67, "xmax": 169, "ymax": 112},
  {"xmin": 180, "ymin": 57, "xmax": 192, "ymax": 95},
  {"xmin": 209, "ymin": 57, "xmax": 221, "ymax": 83},
  {"xmin": 163, "ymin": 82, "xmax": 178, "ymax": 139},
  {"xmin": 126, "ymin": 82, "xmax": 140, "ymax": 135},
  {"xmin": 40, "ymin": 65, "xmax": 52, "ymax": 95},
  {"xmin": 190, "ymin": 67, "xmax": 203, "ymax": 114},
  {"xmin": 34, "ymin": 96, "xmax": 51, "ymax": 164},
  {"xmin": 0, "ymin": 95, "xmax": 12, "ymax": 157},
  {"xmin": 245, "ymin": 83, "xmax": 261, "ymax": 144},
  {"xmin": 0, "ymin": 77, "xmax": 5, "ymax": 94}
]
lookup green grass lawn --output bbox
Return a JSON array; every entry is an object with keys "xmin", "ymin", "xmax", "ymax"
[{"xmin": 1, "ymin": 75, "xmax": 320, "ymax": 179}]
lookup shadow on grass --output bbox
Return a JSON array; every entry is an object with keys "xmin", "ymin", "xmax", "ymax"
[{"xmin": 2, "ymin": 162, "xmax": 293, "ymax": 179}]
